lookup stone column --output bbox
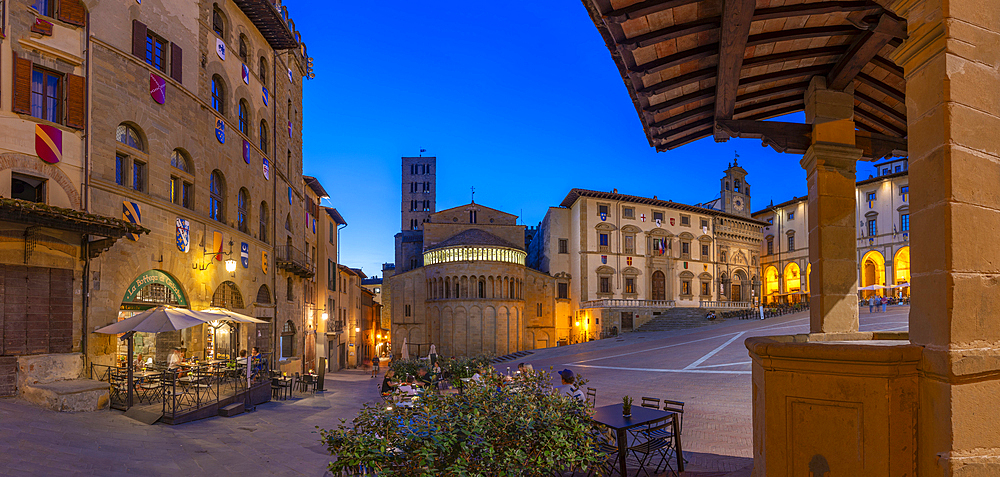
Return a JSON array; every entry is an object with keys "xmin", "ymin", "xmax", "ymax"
[
  {"xmin": 891, "ymin": 0, "xmax": 1000, "ymax": 474},
  {"xmin": 801, "ymin": 77, "xmax": 863, "ymax": 333}
]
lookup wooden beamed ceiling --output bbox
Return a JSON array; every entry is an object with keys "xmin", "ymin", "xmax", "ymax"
[{"xmin": 585, "ymin": 0, "xmax": 909, "ymax": 155}]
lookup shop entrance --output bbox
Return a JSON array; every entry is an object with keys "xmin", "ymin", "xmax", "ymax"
[{"xmin": 117, "ymin": 270, "xmax": 189, "ymax": 367}]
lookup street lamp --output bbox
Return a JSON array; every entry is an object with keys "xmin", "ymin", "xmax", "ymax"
[{"xmin": 225, "ymin": 258, "xmax": 237, "ymax": 276}]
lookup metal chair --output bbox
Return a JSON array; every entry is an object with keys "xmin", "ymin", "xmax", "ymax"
[
  {"xmin": 662, "ymin": 399, "xmax": 685, "ymax": 435},
  {"xmin": 299, "ymin": 374, "xmax": 315, "ymax": 393},
  {"xmin": 640, "ymin": 396, "xmax": 660, "ymax": 409},
  {"xmin": 629, "ymin": 417, "xmax": 678, "ymax": 477},
  {"xmin": 586, "ymin": 387, "xmax": 597, "ymax": 407}
]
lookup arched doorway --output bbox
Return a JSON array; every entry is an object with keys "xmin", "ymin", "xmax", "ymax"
[
  {"xmin": 893, "ymin": 246, "xmax": 910, "ymax": 298},
  {"xmin": 733, "ymin": 269, "xmax": 748, "ymax": 302},
  {"xmin": 118, "ymin": 270, "xmax": 189, "ymax": 366},
  {"xmin": 209, "ymin": 281, "xmax": 245, "ymax": 359},
  {"xmin": 861, "ymin": 250, "xmax": 886, "ymax": 298},
  {"xmin": 784, "ymin": 262, "xmax": 801, "ymax": 304},
  {"xmin": 763, "ymin": 266, "xmax": 779, "ymax": 305},
  {"xmin": 651, "ymin": 270, "xmax": 666, "ymax": 300}
]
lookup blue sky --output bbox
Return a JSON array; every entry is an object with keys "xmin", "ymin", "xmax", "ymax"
[{"xmin": 289, "ymin": 1, "xmax": 882, "ymax": 277}]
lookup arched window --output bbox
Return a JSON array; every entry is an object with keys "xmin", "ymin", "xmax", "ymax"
[
  {"xmin": 170, "ymin": 149, "xmax": 191, "ymax": 173},
  {"xmin": 734, "ymin": 179, "xmax": 741, "ymax": 193},
  {"xmin": 259, "ymin": 120, "xmax": 268, "ymax": 152},
  {"xmin": 170, "ymin": 149, "xmax": 194, "ymax": 209},
  {"xmin": 237, "ymin": 188, "xmax": 249, "ymax": 233},
  {"xmin": 211, "ymin": 281, "xmax": 244, "ymax": 309},
  {"xmin": 212, "ymin": 7, "xmax": 225, "ymax": 37},
  {"xmin": 284, "ymin": 213, "xmax": 291, "ymax": 231},
  {"xmin": 238, "ymin": 35, "xmax": 248, "ymax": 63},
  {"xmin": 238, "ymin": 99, "xmax": 249, "ymax": 135},
  {"xmin": 287, "ymin": 98, "xmax": 292, "ymax": 121},
  {"xmin": 259, "ymin": 57, "xmax": 268, "ymax": 83},
  {"xmin": 211, "ymin": 75, "xmax": 225, "ymax": 113},
  {"xmin": 259, "ymin": 201, "xmax": 269, "ymax": 243},
  {"xmin": 280, "ymin": 319, "xmax": 295, "ymax": 359},
  {"xmin": 116, "ymin": 124, "xmax": 143, "ymax": 151},
  {"xmin": 209, "ymin": 170, "xmax": 225, "ymax": 222},
  {"xmin": 255, "ymin": 285, "xmax": 271, "ymax": 304}
]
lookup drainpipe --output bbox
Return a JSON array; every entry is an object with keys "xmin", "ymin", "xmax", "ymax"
[
  {"xmin": 270, "ymin": 49, "xmax": 278, "ymax": 370},
  {"xmin": 81, "ymin": 12, "xmax": 93, "ymax": 370}
]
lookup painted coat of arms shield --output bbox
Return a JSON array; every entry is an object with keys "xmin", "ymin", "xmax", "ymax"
[{"xmin": 176, "ymin": 218, "xmax": 190, "ymax": 252}]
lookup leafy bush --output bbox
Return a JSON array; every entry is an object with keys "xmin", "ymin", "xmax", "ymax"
[
  {"xmin": 319, "ymin": 368, "xmax": 604, "ymax": 476},
  {"xmin": 388, "ymin": 355, "xmax": 493, "ymax": 388}
]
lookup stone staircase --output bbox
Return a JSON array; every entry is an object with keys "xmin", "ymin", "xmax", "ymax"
[{"xmin": 634, "ymin": 307, "xmax": 719, "ymax": 332}]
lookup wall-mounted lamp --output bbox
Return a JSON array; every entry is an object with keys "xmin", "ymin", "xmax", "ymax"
[
  {"xmin": 321, "ymin": 312, "xmax": 329, "ymax": 321},
  {"xmin": 225, "ymin": 258, "xmax": 237, "ymax": 276},
  {"xmin": 355, "ymin": 327, "xmax": 361, "ymax": 333}
]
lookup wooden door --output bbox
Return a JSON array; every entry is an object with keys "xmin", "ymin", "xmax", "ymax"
[
  {"xmin": 652, "ymin": 271, "xmax": 666, "ymax": 300},
  {"xmin": 732, "ymin": 284, "xmax": 742, "ymax": 302}
]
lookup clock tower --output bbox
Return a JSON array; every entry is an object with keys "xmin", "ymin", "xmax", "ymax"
[{"xmin": 721, "ymin": 157, "xmax": 751, "ymax": 218}]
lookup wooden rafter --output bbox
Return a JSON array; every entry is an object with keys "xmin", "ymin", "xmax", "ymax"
[
  {"xmin": 713, "ymin": 0, "xmax": 756, "ymax": 140},
  {"xmin": 659, "ymin": 126, "xmax": 714, "ymax": 150},
  {"xmin": 620, "ymin": 17, "xmax": 720, "ymax": 49},
  {"xmin": 855, "ymin": 130, "xmax": 908, "ymax": 160},
  {"xmin": 637, "ymin": 67, "xmax": 716, "ymax": 97},
  {"xmin": 740, "ymin": 65, "xmax": 830, "ymax": 88},
  {"xmin": 655, "ymin": 119, "xmax": 714, "ymax": 143},
  {"xmin": 854, "ymin": 107, "xmax": 906, "ymax": 137},
  {"xmin": 605, "ymin": 0, "xmax": 701, "ymax": 22},
  {"xmin": 644, "ymin": 88, "xmax": 715, "ymax": 114},
  {"xmin": 857, "ymin": 72, "xmax": 905, "ymax": 102},
  {"xmin": 734, "ymin": 95, "xmax": 803, "ymax": 116},
  {"xmin": 871, "ymin": 55, "xmax": 904, "ymax": 77},
  {"xmin": 743, "ymin": 46, "xmax": 847, "ymax": 69},
  {"xmin": 855, "ymin": 91, "xmax": 906, "ymax": 124},
  {"xmin": 736, "ymin": 82, "xmax": 810, "ymax": 104},
  {"xmin": 652, "ymin": 109, "xmax": 714, "ymax": 134},
  {"xmin": 827, "ymin": 14, "xmax": 906, "ymax": 90},
  {"xmin": 629, "ymin": 44, "xmax": 717, "ymax": 75},
  {"xmin": 746, "ymin": 25, "xmax": 857, "ymax": 47},
  {"xmin": 753, "ymin": 1, "xmax": 881, "ymax": 21},
  {"xmin": 744, "ymin": 104, "xmax": 803, "ymax": 121}
]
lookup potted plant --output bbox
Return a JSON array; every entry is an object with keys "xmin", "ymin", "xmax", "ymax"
[{"xmin": 622, "ymin": 395, "xmax": 633, "ymax": 418}]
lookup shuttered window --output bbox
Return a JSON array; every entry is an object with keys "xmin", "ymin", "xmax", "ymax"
[
  {"xmin": 65, "ymin": 74, "xmax": 85, "ymax": 129},
  {"xmin": 131, "ymin": 20, "xmax": 182, "ymax": 83},
  {"xmin": 56, "ymin": 0, "xmax": 87, "ymax": 26},
  {"xmin": 31, "ymin": 0, "xmax": 52, "ymax": 16},
  {"xmin": 145, "ymin": 33, "xmax": 167, "ymax": 72}
]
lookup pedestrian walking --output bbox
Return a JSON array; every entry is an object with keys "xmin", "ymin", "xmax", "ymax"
[
  {"xmin": 868, "ymin": 296, "xmax": 874, "ymax": 314},
  {"xmin": 881, "ymin": 296, "xmax": 887, "ymax": 313},
  {"xmin": 371, "ymin": 356, "xmax": 380, "ymax": 378}
]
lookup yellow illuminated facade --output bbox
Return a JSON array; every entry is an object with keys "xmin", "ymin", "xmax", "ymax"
[
  {"xmin": 764, "ymin": 266, "xmax": 779, "ymax": 297},
  {"xmin": 423, "ymin": 246, "xmax": 526, "ymax": 267}
]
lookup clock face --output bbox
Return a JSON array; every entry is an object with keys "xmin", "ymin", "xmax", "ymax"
[{"xmin": 734, "ymin": 198, "xmax": 744, "ymax": 211}]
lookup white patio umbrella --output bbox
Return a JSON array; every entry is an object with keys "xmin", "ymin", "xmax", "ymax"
[
  {"xmin": 94, "ymin": 305, "xmax": 206, "ymax": 334},
  {"xmin": 858, "ymin": 284, "xmax": 887, "ymax": 291},
  {"xmin": 401, "ymin": 338, "xmax": 409, "ymax": 360},
  {"xmin": 892, "ymin": 282, "xmax": 910, "ymax": 288},
  {"xmin": 94, "ymin": 305, "xmax": 209, "ymax": 408},
  {"xmin": 195, "ymin": 307, "xmax": 268, "ymax": 323}
]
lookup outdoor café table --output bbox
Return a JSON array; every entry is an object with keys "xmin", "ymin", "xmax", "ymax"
[{"xmin": 591, "ymin": 403, "xmax": 684, "ymax": 476}]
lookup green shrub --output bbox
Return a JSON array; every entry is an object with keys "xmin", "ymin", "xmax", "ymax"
[{"xmin": 319, "ymin": 368, "xmax": 604, "ymax": 476}]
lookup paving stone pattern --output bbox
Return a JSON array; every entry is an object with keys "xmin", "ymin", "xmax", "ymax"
[{"xmin": 0, "ymin": 306, "xmax": 909, "ymax": 476}]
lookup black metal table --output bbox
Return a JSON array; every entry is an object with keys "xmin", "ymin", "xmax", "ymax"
[{"xmin": 591, "ymin": 403, "xmax": 684, "ymax": 476}]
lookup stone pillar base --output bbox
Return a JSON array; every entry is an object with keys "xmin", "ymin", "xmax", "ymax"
[{"xmin": 746, "ymin": 334, "xmax": 919, "ymax": 476}]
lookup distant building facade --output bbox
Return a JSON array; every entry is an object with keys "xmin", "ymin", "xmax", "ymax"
[
  {"xmin": 528, "ymin": 164, "xmax": 765, "ymax": 342},
  {"xmin": 753, "ymin": 158, "xmax": 911, "ymax": 304}
]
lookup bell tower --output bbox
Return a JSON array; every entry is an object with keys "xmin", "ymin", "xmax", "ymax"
[{"xmin": 720, "ymin": 154, "xmax": 751, "ymax": 218}]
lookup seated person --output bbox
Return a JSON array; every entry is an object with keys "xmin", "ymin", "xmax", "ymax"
[
  {"xmin": 167, "ymin": 348, "xmax": 183, "ymax": 368},
  {"xmin": 415, "ymin": 367, "xmax": 433, "ymax": 387},
  {"xmin": 381, "ymin": 370, "xmax": 398, "ymax": 395},
  {"xmin": 554, "ymin": 369, "xmax": 585, "ymax": 403}
]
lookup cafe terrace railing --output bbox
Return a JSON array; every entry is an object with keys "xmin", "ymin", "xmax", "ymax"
[
  {"xmin": 90, "ymin": 353, "xmax": 274, "ymax": 420},
  {"xmin": 579, "ymin": 299, "xmax": 676, "ymax": 309},
  {"xmin": 699, "ymin": 300, "xmax": 754, "ymax": 309}
]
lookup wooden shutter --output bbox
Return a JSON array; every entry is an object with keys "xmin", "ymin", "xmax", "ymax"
[
  {"xmin": 12, "ymin": 55, "xmax": 32, "ymax": 115},
  {"xmin": 66, "ymin": 74, "xmax": 86, "ymax": 130},
  {"xmin": 170, "ymin": 43, "xmax": 182, "ymax": 83},
  {"xmin": 57, "ymin": 0, "xmax": 87, "ymax": 27},
  {"xmin": 132, "ymin": 20, "xmax": 147, "ymax": 58}
]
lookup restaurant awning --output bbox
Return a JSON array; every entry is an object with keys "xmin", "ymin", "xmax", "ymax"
[{"xmin": 580, "ymin": 0, "xmax": 907, "ymax": 159}]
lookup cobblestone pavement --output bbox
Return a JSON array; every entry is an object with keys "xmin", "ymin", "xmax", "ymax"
[{"xmin": 0, "ymin": 306, "xmax": 908, "ymax": 476}]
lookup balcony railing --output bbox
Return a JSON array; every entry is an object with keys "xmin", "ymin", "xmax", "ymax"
[
  {"xmin": 699, "ymin": 301, "xmax": 754, "ymax": 309},
  {"xmin": 580, "ymin": 299, "xmax": 676, "ymax": 309},
  {"xmin": 275, "ymin": 245, "xmax": 315, "ymax": 278}
]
